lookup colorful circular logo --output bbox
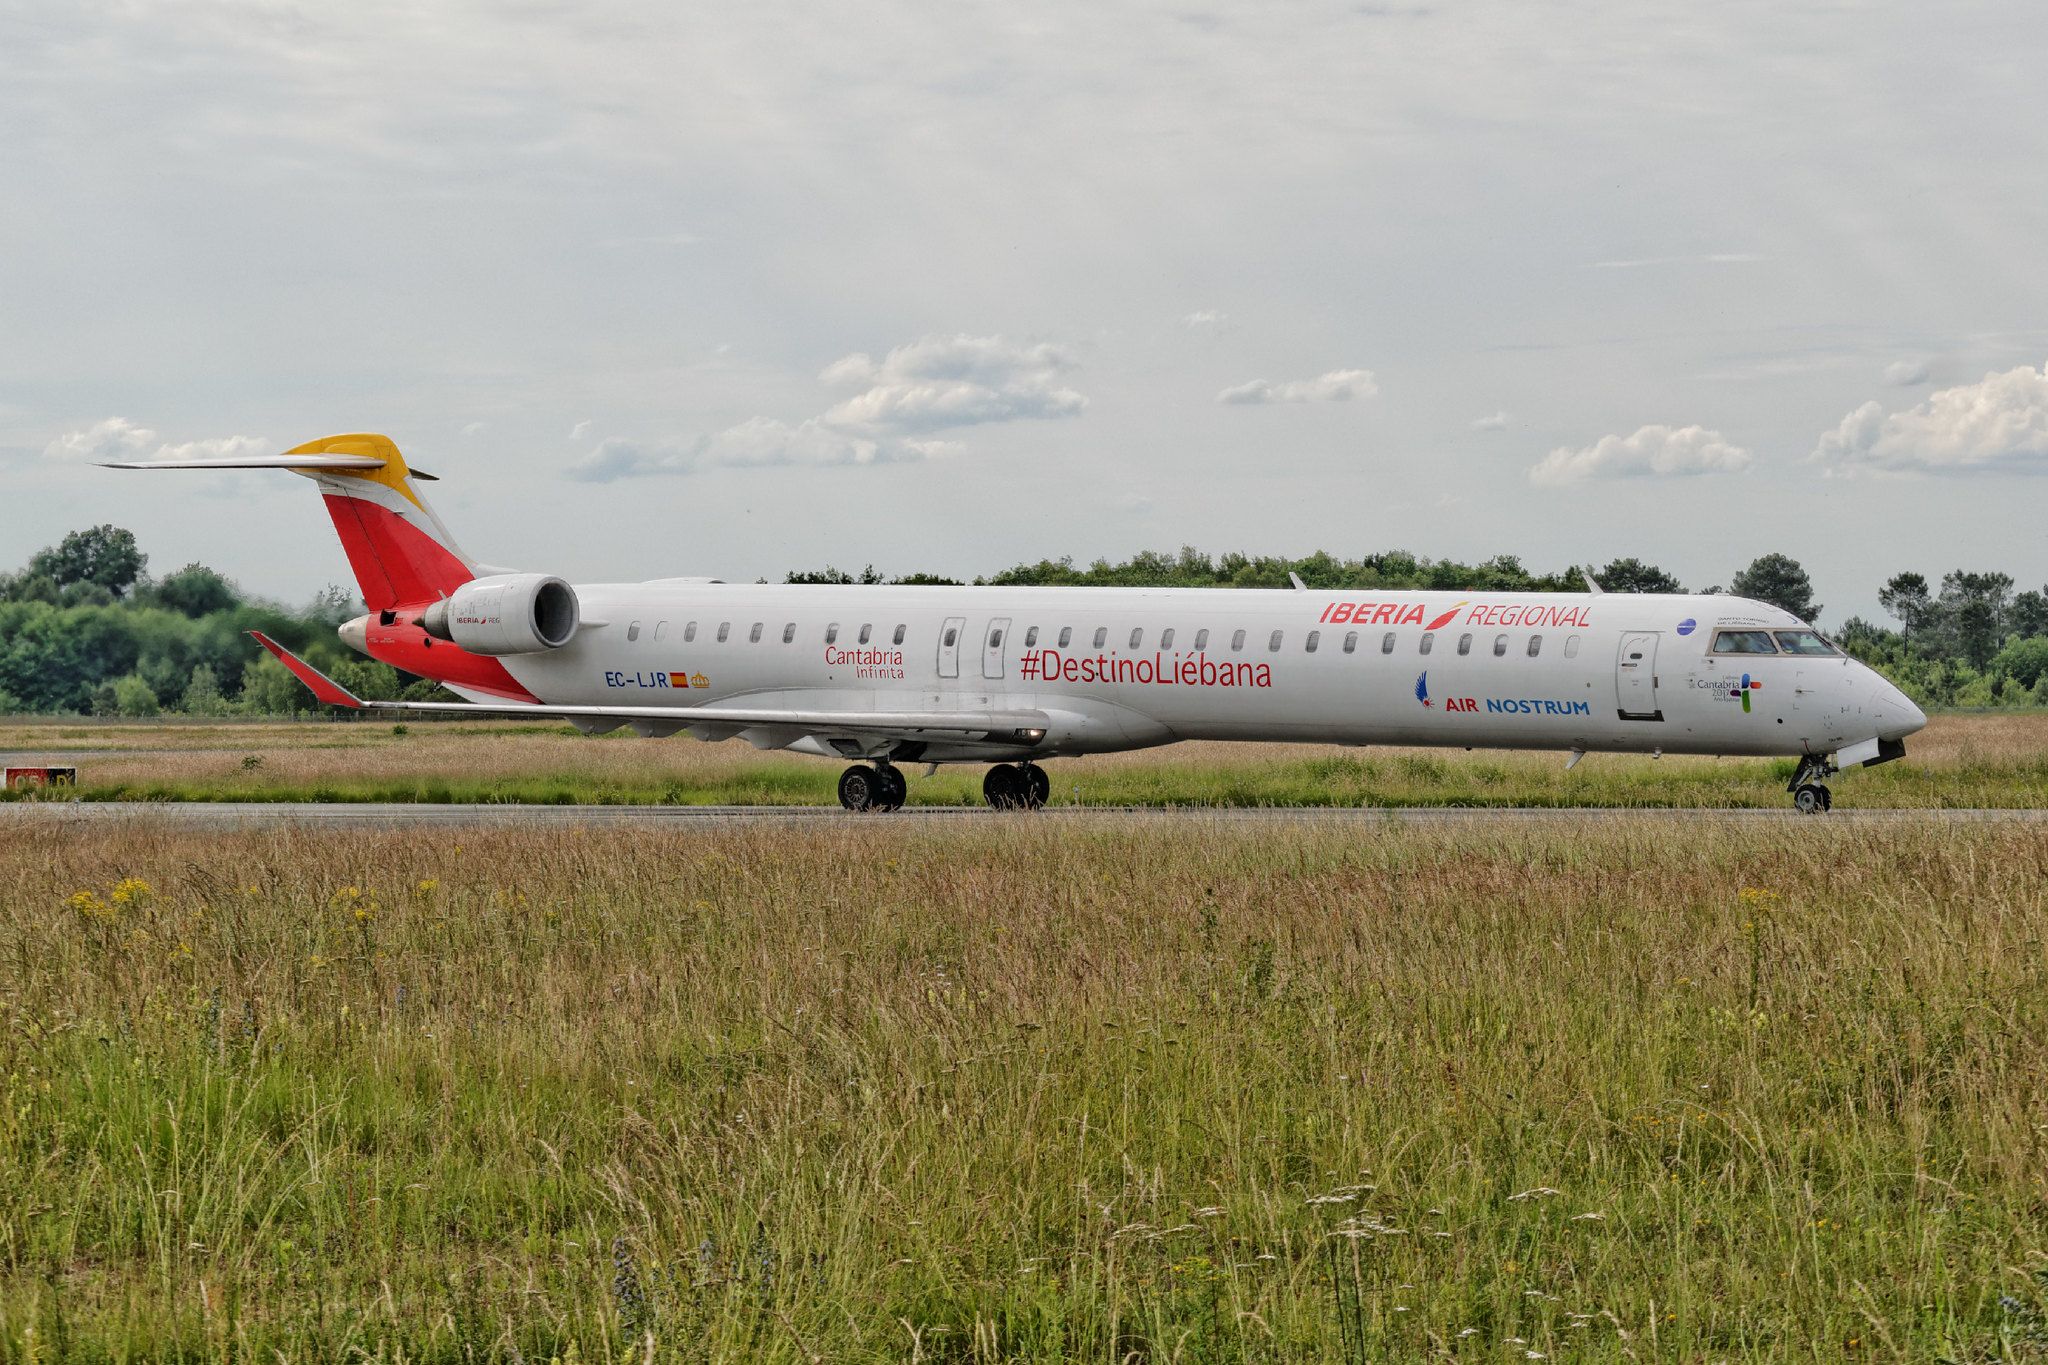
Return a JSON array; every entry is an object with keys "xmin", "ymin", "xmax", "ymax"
[{"xmin": 1676, "ymin": 618, "xmax": 1697, "ymax": 636}]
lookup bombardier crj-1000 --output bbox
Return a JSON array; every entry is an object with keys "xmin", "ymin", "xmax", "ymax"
[{"xmin": 112, "ymin": 434, "xmax": 1926, "ymax": 813}]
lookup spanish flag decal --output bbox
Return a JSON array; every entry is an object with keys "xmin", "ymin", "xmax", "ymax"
[{"xmin": 669, "ymin": 671, "xmax": 689, "ymax": 688}]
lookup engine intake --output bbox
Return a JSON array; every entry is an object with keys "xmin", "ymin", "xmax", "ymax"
[{"xmin": 420, "ymin": 574, "xmax": 580, "ymax": 655}]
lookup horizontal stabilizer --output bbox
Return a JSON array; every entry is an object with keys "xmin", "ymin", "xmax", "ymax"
[{"xmin": 101, "ymin": 454, "xmax": 386, "ymax": 471}]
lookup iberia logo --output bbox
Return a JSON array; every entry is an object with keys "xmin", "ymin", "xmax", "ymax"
[
  {"xmin": 1424, "ymin": 601, "xmax": 1467, "ymax": 631},
  {"xmin": 1415, "ymin": 670, "xmax": 1431, "ymax": 706},
  {"xmin": 1732, "ymin": 673, "xmax": 1762, "ymax": 712}
]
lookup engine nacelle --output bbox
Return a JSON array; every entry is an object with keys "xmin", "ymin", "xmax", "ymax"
[{"xmin": 420, "ymin": 574, "xmax": 580, "ymax": 655}]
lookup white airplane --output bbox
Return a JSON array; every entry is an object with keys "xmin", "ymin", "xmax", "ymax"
[{"xmin": 112, "ymin": 433, "xmax": 1926, "ymax": 813}]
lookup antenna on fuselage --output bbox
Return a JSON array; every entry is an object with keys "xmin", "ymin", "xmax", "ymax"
[{"xmin": 1580, "ymin": 566, "xmax": 1605, "ymax": 594}]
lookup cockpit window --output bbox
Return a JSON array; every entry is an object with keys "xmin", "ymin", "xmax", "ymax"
[
  {"xmin": 1711, "ymin": 629, "xmax": 1778, "ymax": 655},
  {"xmin": 1773, "ymin": 630, "xmax": 1838, "ymax": 656}
]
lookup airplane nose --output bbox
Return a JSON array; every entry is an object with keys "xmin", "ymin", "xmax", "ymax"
[{"xmin": 1873, "ymin": 676, "xmax": 1926, "ymax": 740}]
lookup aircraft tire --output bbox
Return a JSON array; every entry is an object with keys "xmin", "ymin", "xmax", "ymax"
[
  {"xmin": 983, "ymin": 765, "xmax": 1025, "ymax": 810},
  {"xmin": 873, "ymin": 765, "xmax": 907, "ymax": 812},
  {"xmin": 838, "ymin": 766, "xmax": 879, "ymax": 812},
  {"xmin": 1023, "ymin": 764, "xmax": 1050, "ymax": 809},
  {"xmin": 1793, "ymin": 783, "xmax": 1828, "ymax": 815}
]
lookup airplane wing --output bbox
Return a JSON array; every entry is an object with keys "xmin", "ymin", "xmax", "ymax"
[{"xmin": 248, "ymin": 632, "xmax": 1049, "ymax": 743}]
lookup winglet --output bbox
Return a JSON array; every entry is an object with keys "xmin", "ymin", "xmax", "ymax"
[
  {"xmin": 1288, "ymin": 571, "xmax": 1308, "ymax": 591},
  {"xmin": 1581, "ymin": 565, "xmax": 1605, "ymax": 595},
  {"xmin": 248, "ymin": 631, "xmax": 365, "ymax": 708}
]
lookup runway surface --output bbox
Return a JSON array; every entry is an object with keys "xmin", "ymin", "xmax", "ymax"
[{"xmin": 4, "ymin": 801, "xmax": 2043, "ymax": 828}]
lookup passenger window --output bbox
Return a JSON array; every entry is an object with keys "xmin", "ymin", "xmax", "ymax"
[
  {"xmin": 1457, "ymin": 632, "xmax": 1472, "ymax": 656},
  {"xmin": 1129, "ymin": 628, "xmax": 1143, "ymax": 649},
  {"xmin": 747, "ymin": 622, "xmax": 761, "ymax": 643},
  {"xmin": 1564, "ymin": 635, "xmax": 1580, "ymax": 659},
  {"xmin": 1305, "ymin": 630, "xmax": 1320, "ymax": 653},
  {"xmin": 1527, "ymin": 634, "xmax": 1542, "ymax": 657},
  {"xmin": 1711, "ymin": 630, "xmax": 1779, "ymax": 655},
  {"xmin": 684, "ymin": 621, "xmax": 697, "ymax": 643},
  {"xmin": 1493, "ymin": 634, "xmax": 1508, "ymax": 657},
  {"xmin": 1024, "ymin": 626, "xmax": 1038, "ymax": 647},
  {"xmin": 990, "ymin": 628, "xmax": 1003, "ymax": 648},
  {"xmin": 653, "ymin": 620, "xmax": 667, "ymax": 641},
  {"xmin": 782, "ymin": 623, "xmax": 795, "ymax": 644},
  {"xmin": 1381, "ymin": 632, "xmax": 1396, "ymax": 654},
  {"xmin": 825, "ymin": 623, "xmax": 839, "ymax": 644},
  {"xmin": 1093, "ymin": 627, "xmax": 1108, "ymax": 649},
  {"xmin": 1773, "ymin": 630, "xmax": 1838, "ymax": 656},
  {"xmin": 859, "ymin": 624, "xmax": 872, "ymax": 645},
  {"xmin": 1419, "ymin": 631, "xmax": 1434, "ymax": 656},
  {"xmin": 943, "ymin": 626, "xmax": 957, "ymax": 646},
  {"xmin": 1232, "ymin": 629, "xmax": 1246, "ymax": 651},
  {"xmin": 1268, "ymin": 629, "xmax": 1284, "ymax": 652},
  {"xmin": 627, "ymin": 620, "xmax": 641, "ymax": 642},
  {"xmin": 893, "ymin": 624, "xmax": 906, "ymax": 646},
  {"xmin": 1343, "ymin": 631, "xmax": 1358, "ymax": 654},
  {"xmin": 1058, "ymin": 627, "xmax": 1073, "ymax": 648},
  {"xmin": 1194, "ymin": 628, "xmax": 1209, "ymax": 650},
  {"xmin": 717, "ymin": 622, "xmax": 731, "ymax": 643},
  {"xmin": 1160, "ymin": 628, "xmax": 1175, "ymax": 649}
]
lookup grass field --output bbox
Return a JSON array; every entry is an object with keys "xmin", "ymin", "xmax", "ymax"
[
  {"xmin": 3, "ymin": 815, "xmax": 2047, "ymax": 1361},
  {"xmin": 3, "ymin": 712, "xmax": 2047, "ymax": 808}
]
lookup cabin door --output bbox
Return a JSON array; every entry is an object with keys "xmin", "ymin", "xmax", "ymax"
[
  {"xmin": 937, "ymin": 616, "xmax": 965, "ymax": 679},
  {"xmin": 982, "ymin": 617, "xmax": 1012, "ymax": 680},
  {"xmin": 1615, "ymin": 631, "xmax": 1663, "ymax": 720}
]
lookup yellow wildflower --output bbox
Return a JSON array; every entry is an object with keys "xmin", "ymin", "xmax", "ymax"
[{"xmin": 109, "ymin": 877, "xmax": 152, "ymax": 904}]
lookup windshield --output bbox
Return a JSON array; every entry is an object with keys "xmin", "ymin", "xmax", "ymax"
[
  {"xmin": 1711, "ymin": 629, "xmax": 1778, "ymax": 654},
  {"xmin": 1772, "ymin": 629, "xmax": 1839, "ymax": 656}
]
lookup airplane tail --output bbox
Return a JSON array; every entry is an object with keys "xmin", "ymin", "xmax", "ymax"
[{"xmin": 104, "ymin": 433, "xmax": 477, "ymax": 611}]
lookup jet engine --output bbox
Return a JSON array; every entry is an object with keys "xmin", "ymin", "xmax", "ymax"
[{"xmin": 419, "ymin": 574, "xmax": 580, "ymax": 655}]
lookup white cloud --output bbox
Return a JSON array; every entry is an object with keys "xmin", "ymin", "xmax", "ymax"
[
  {"xmin": 44, "ymin": 417, "xmax": 159, "ymax": 462},
  {"xmin": 818, "ymin": 335, "xmax": 1086, "ymax": 433},
  {"xmin": 1528, "ymin": 423, "xmax": 1751, "ymax": 486},
  {"xmin": 1881, "ymin": 358, "xmax": 1931, "ymax": 387},
  {"xmin": 154, "ymin": 435, "xmax": 272, "ymax": 461},
  {"xmin": 1471, "ymin": 410, "xmax": 1510, "ymax": 431},
  {"xmin": 1218, "ymin": 369, "xmax": 1377, "ymax": 405},
  {"xmin": 1179, "ymin": 310, "xmax": 1226, "ymax": 329},
  {"xmin": 569, "ymin": 418, "xmax": 592, "ymax": 440},
  {"xmin": 1812, "ymin": 359, "xmax": 2048, "ymax": 475},
  {"xmin": 574, "ymin": 334, "xmax": 1084, "ymax": 481},
  {"xmin": 44, "ymin": 418, "xmax": 268, "ymax": 464},
  {"xmin": 460, "ymin": 420, "xmax": 485, "ymax": 436}
]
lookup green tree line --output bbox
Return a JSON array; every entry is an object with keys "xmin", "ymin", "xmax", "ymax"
[{"xmin": 2, "ymin": 526, "xmax": 2043, "ymax": 714}]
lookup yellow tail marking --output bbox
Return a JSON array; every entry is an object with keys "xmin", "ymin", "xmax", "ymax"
[{"xmin": 284, "ymin": 433, "xmax": 425, "ymax": 512}]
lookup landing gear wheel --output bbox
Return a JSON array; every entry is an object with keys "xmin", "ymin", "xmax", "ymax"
[
  {"xmin": 1023, "ymin": 763, "xmax": 1050, "ymax": 809},
  {"xmin": 838, "ymin": 765, "xmax": 879, "ymax": 812},
  {"xmin": 983, "ymin": 765, "xmax": 1026, "ymax": 810},
  {"xmin": 873, "ymin": 764, "xmax": 907, "ymax": 812},
  {"xmin": 1793, "ymin": 783, "xmax": 1830, "ymax": 815}
]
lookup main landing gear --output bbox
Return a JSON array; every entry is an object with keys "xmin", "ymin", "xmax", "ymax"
[
  {"xmin": 837, "ymin": 763, "xmax": 906, "ymax": 813},
  {"xmin": 1789, "ymin": 754, "xmax": 1834, "ymax": 814},
  {"xmin": 983, "ymin": 763, "xmax": 1050, "ymax": 811},
  {"xmin": 835, "ymin": 762, "xmax": 1051, "ymax": 812}
]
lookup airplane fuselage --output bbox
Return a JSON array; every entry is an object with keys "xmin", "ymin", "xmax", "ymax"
[{"xmin": 355, "ymin": 583, "xmax": 1924, "ymax": 766}]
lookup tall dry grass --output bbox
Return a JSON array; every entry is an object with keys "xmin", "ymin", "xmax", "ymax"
[{"xmin": 2, "ymin": 816, "xmax": 2046, "ymax": 1360}]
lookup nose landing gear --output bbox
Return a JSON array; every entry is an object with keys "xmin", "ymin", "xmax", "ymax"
[
  {"xmin": 837, "ymin": 763, "xmax": 907, "ymax": 812},
  {"xmin": 1789, "ymin": 754, "xmax": 1835, "ymax": 814},
  {"xmin": 983, "ymin": 763, "xmax": 1050, "ymax": 810}
]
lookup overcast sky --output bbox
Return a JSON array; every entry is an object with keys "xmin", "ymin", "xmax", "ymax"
[{"xmin": 6, "ymin": 0, "xmax": 2047, "ymax": 623}]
